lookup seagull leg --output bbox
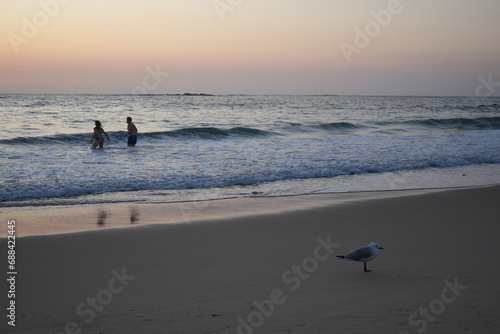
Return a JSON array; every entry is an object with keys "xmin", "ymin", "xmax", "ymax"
[{"xmin": 364, "ymin": 262, "xmax": 371, "ymax": 272}]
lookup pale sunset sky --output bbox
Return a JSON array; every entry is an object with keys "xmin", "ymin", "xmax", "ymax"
[{"xmin": 1, "ymin": 0, "xmax": 499, "ymax": 95}]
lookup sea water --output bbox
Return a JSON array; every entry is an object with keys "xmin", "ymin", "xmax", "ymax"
[{"xmin": 1, "ymin": 94, "xmax": 500, "ymax": 208}]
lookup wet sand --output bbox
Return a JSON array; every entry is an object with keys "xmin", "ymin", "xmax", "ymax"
[
  {"xmin": 2, "ymin": 189, "xmax": 449, "ymax": 237},
  {"xmin": 1, "ymin": 186, "xmax": 500, "ymax": 333}
]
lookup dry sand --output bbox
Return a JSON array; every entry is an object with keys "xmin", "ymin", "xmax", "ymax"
[{"xmin": 1, "ymin": 186, "xmax": 500, "ymax": 333}]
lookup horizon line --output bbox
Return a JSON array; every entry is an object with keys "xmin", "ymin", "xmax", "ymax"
[{"xmin": 1, "ymin": 93, "xmax": 499, "ymax": 98}]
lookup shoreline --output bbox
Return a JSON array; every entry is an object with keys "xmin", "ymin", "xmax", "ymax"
[
  {"xmin": 1, "ymin": 184, "xmax": 499, "ymax": 333},
  {"xmin": 0, "ymin": 185, "xmax": 478, "ymax": 238}
]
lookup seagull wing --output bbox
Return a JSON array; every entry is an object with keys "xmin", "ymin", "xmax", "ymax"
[{"xmin": 345, "ymin": 246, "xmax": 375, "ymax": 262}]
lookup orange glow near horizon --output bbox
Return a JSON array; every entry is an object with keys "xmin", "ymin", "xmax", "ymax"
[{"xmin": 1, "ymin": 0, "xmax": 499, "ymax": 95}]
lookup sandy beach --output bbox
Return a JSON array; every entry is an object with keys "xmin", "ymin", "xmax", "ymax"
[{"xmin": 2, "ymin": 186, "xmax": 500, "ymax": 333}]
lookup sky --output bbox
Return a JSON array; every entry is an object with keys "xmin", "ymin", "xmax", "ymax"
[{"xmin": 1, "ymin": 0, "xmax": 499, "ymax": 95}]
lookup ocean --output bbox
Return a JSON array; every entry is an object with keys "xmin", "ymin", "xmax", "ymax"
[{"xmin": 1, "ymin": 94, "xmax": 500, "ymax": 208}]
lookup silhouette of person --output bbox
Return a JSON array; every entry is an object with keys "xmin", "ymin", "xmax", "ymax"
[
  {"xmin": 91, "ymin": 120, "xmax": 110, "ymax": 149},
  {"xmin": 125, "ymin": 117, "xmax": 138, "ymax": 147}
]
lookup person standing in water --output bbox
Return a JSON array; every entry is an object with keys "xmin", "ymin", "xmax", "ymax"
[
  {"xmin": 125, "ymin": 117, "xmax": 138, "ymax": 147},
  {"xmin": 91, "ymin": 120, "xmax": 110, "ymax": 149}
]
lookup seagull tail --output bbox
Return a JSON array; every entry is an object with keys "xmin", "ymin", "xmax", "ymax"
[{"xmin": 336, "ymin": 255, "xmax": 345, "ymax": 259}]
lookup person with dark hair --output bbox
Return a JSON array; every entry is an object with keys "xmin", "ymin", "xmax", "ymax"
[
  {"xmin": 91, "ymin": 120, "xmax": 110, "ymax": 149},
  {"xmin": 125, "ymin": 117, "xmax": 138, "ymax": 147}
]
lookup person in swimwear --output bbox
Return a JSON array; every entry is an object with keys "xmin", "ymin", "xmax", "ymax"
[
  {"xmin": 91, "ymin": 120, "xmax": 110, "ymax": 149},
  {"xmin": 125, "ymin": 117, "xmax": 138, "ymax": 147}
]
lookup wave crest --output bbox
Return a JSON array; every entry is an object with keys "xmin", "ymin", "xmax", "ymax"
[{"xmin": 2, "ymin": 116, "xmax": 500, "ymax": 146}]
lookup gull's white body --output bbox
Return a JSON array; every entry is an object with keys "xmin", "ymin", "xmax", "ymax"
[{"xmin": 337, "ymin": 242, "xmax": 383, "ymax": 272}]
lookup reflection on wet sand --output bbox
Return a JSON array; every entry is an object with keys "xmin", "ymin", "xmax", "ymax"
[
  {"xmin": 97, "ymin": 208, "xmax": 108, "ymax": 227},
  {"xmin": 95, "ymin": 207, "xmax": 139, "ymax": 228},
  {"xmin": 130, "ymin": 207, "xmax": 140, "ymax": 224}
]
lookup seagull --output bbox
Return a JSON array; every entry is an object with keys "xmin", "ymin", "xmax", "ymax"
[{"xmin": 337, "ymin": 243, "xmax": 384, "ymax": 272}]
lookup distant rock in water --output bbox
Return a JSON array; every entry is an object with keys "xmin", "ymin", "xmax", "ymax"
[
  {"xmin": 129, "ymin": 93, "xmax": 214, "ymax": 96},
  {"xmin": 182, "ymin": 93, "xmax": 213, "ymax": 96}
]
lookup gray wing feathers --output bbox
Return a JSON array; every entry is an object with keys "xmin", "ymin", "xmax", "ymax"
[{"xmin": 345, "ymin": 246, "xmax": 373, "ymax": 261}]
